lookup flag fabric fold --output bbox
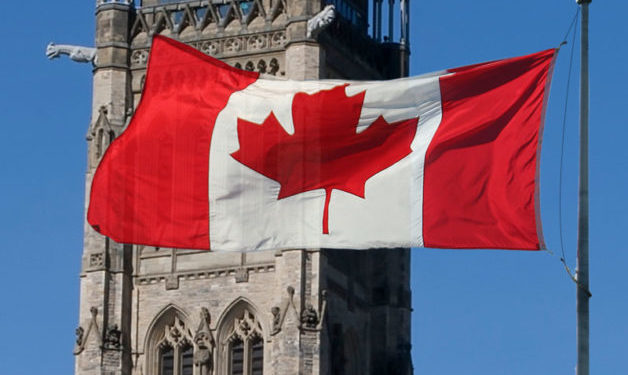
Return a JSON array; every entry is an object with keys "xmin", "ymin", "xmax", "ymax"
[{"xmin": 88, "ymin": 35, "xmax": 556, "ymax": 251}]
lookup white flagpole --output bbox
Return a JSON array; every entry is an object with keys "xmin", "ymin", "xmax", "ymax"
[{"xmin": 576, "ymin": 1, "xmax": 591, "ymax": 375}]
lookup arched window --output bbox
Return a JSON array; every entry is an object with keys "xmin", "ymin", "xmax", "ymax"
[
  {"xmin": 145, "ymin": 307, "xmax": 195, "ymax": 375},
  {"xmin": 230, "ymin": 337, "xmax": 244, "ymax": 375},
  {"xmin": 257, "ymin": 60, "xmax": 267, "ymax": 74},
  {"xmin": 217, "ymin": 301, "xmax": 265, "ymax": 375},
  {"xmin": 250, "ymin": 335, "xmax": 264, "ymax": 375},
  {"xmin": 180, "ymin": 343, "xmax": 194, "ymax": 375},
  {"xmin": 96, "ymin": 128, "xmax": 104, "ymax": 159},
  {"xmin": 159, "ymin": 344, "xmax": 174, "ymax": 375}
]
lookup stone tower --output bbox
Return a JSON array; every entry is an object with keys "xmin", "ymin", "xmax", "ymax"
[{"xmin": 75, "ymin": 0, "xmax": 412, "ymax": 374}]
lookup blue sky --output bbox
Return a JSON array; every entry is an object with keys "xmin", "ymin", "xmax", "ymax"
[{"xmin": 0, "ymin": 1, "xmax": 626, "ymax": 374}]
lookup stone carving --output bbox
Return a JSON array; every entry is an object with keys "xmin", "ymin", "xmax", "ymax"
[
  {"xmin": 87, "ymin": 106, "xmax": 115, "ymax": 165},
  {"xmin": 234, "ymin": 268, "xmax": 249, "ymax": 283},
  {"xmin": 268, "ymin": 58, "xmax": 279, "ymax": 75},
  {"xmin": 74, "ymin": 307, "xmax": 102, "ymax": 355},
  {"xmin": 270, "ymin": 306, "xmax": 281, "ymax": 334},
  {"xmin": 131, "ymin": 50, "xmax": 148, "ymax": 66},
  {"xmin": 226, "ymin": 309, "xmax": 263, "ymax": 343},
  {"xmin": 165, "ymin": 274, "xmax": 179, "ymax": 290},
  {"xmin": 104, "ymin": 324, "xmax": 122, "ymax": 349},
  {"xmin": 224, "ymin": 38, "xmax": 242, "ymax": 54},
  {"xmin": 257, "ymin": 60, "xmax": 267, "ymax": 73},
  {"xmin": 75, "ymin": 326, "xmax": 84, "ymax": 347},
  {"xmin": 46, "ymin": 42, "xmax": 98, "ymax": 65},
  {"xmin": 307, "ymin": 5, "xmax": 336, "ymax": 38},
  {"xmin": 200, "ymin": 41, "xmax": 220, "ymax": 56},
  {"xmin": 157, "ymin": 315, "xmax": 193, "ymax": 351},
  {"xmin": 271, "ymin": 32, "xmax": 287, "ymax": 47},
  {"xmin": 247, "ymin": 35, "xmax": 267, "ymax": 50},
  {"xmin": 194, "ymin": 308, "xmax": 215, "ymax": 375},
  {"xmin": 300, "ymin": 290, "xmax": 327, "ymax": 332},
  {"xmin": 300, "ymin": 304, "xmax": 319, "ymax": 329},
  {"xmin": 269, "ymin": 286, "xmax": 299, "ymax": 336},
  {"xmin": 169, "ymin": 325, "xmax": 182, "ymax": 342},
  {"xmin": 89, "ymin": 253, "xmax": 104, "ymax": 268}
]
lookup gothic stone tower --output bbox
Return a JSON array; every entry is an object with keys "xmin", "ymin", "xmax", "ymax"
[{"xmin": 76, "ymin": 0, "xmax": 411, "ymax": 374}]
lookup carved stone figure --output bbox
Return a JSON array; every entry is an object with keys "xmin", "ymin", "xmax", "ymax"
[
  {"xmin": 270, "ymin": 286, "xmax": 300, "ymax": 335},
  {"xmin": 74, "ymin": 307, "xmax": 101, "ymax": 355},
  {"xmin": 271, "ymin": 306, "xmax": 281, "ymax": 334},
  {"xmin": 46, "ymin": 42, "xmax": 98, "ymax": 65},
  {"xmin": 301, "ymin": 304, "xmax": 319, "ymax": 329},
  {"xmin": 307, "ymin": 5, "xmax": 336, "ymax": 38},
  {"xmin": 194, "ymin": 308, "xmax": 215, "ymax": 375},
  {"xmin": 105, "ymin": 324, "xmax": 122, "ymax": 349},
  {"xmin": 75, "ymin": 326, "xmax": 84, "ymax": 347},
  {"xmin": 194, "ymin": 336, "xmax": 213, "ymax": 375}
]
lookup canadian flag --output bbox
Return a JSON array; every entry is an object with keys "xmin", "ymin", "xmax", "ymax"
[{"xmin": 88, "ymin": 36, "xmax": 556, "ymax": 251}]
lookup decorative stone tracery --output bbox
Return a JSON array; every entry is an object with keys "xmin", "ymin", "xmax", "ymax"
[
  {"xmin": 131, "ymin": 50, "xmax": 148, "ymax": 66},
  {"xmin": 145, "ymin": 306, "xmax": 194, "ymax": 375},
  {"xmin": 228, "ymin": 57, "xmax": 281, "ymax": 75},
  {"xmin": 86, "ymin": 106, "xmax": 116, "ymax": 168},
  {"xmin": 247, "ymin": 34, "xmax": 267, "ymax": 50},
  {"xmin": 226, "ymin": 309, "xmax": 263, "ymax": 344},
  {"xmin": 200, "ymin": 41, "xmax": 220, "ymax": 56},
  {"xmin": 217, "ymin": 300, "xmax": 265, "ymax": 375},
  {"xmin": 129, "ymin": 0, "xmax": 287, "ymax": 40},
  {"xmin": 159, "ymin": 316, "xmax": 192, "ymax": 349},
  {"xmin": 224, "ymin": 38, "xmax": 242, "ymax": 54}
]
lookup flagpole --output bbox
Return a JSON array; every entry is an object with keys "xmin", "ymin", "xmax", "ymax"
[{"xmin": 576, "ymin": 1, "xmax": 591, "ymax": 375}]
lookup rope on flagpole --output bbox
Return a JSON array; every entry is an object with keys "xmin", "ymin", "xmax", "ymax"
[
  {"xmin": 561, "ymin": 7, "xmax": 580, "ymax": 45},
  {"xmin": 545, "ymin": 6, "xmax": 590, "ymax": 297},
  {"xmin": 556, "ymin": 6, "xmax": 580, "ymax": 286}
]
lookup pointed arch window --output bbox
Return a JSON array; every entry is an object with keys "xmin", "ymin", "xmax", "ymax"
[
  {"xmin": 159, "ymin": 345, "xmax": 174, "ymax": 375},
  {"xmin": 146, "ymin": 308, "xmax": 195, "ymax": 375},
  {"xmin": 96, "ymin": 128, "xmax": 104, "ymax": 159},
  {"xmin": 88, "ymin": 106, "xmax": 115, "ymax": 166},
  {"xmin": 156, "ymin": 316, "xmax": 194, "ymax": 375},
  {"xmin": 230, "ymin": 337, "xmax": 244, "ymax": 375},
  {"xmin": 181, "ymin": 343, "xmax": 194, "ymax": 375},
  {"xmin": 218, "ymin": 305, "xmax": 265, "ymax": 375},
  {"xmin": 250, "ymin": 335, "xmax": 264, "ymax": 375}
]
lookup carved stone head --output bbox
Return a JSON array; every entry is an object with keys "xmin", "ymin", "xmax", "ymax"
[
  {"xmin": 194, "ymin": 331, "xmax": 209, "ymax": 348},
  {"xmin": 46, "ymin": 43, "xmax": 59, "ymax": 59}
]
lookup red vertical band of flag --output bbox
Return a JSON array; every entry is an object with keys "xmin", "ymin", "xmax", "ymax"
[
  {"xmin": 423, "ymin": 49, "xmax": 557, "ymax": 249},
  {"xmin": 87, "ymin": 36, "xmax": 258, "ymax": 249}
]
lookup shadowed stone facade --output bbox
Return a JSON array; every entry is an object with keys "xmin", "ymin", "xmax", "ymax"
[{"xmin": 76, "ymin": 1, "xmax": 412, "ymax": 374}]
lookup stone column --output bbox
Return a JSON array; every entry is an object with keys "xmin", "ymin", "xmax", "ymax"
[
  {"xmin": 284, "ymin": 0, "xmax": 325, "ymax": 79},
  {"xmin": 76, "ymin": 2, "xmax": 133, "ymax": 375},
  {"xmin": 270, "ymin": 249, "xmax": 322, "ymax": 374}
]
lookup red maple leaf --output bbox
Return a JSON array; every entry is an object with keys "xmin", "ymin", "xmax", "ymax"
[{"xmin": 231, "ymin": 84, "xmax": 418, "ymax": 234}]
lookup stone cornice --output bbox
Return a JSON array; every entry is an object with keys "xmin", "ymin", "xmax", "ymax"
[
  {"xmin": 95, "ymin": 3, "xmax": 131, "ymax": 14},
  {"xmin": 136, "ymin": 263, "xmax": 275, "ymax": 285},
  {"xmin": 96, "ymin": 41, "xmax": 131, "ymax": 49}
]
